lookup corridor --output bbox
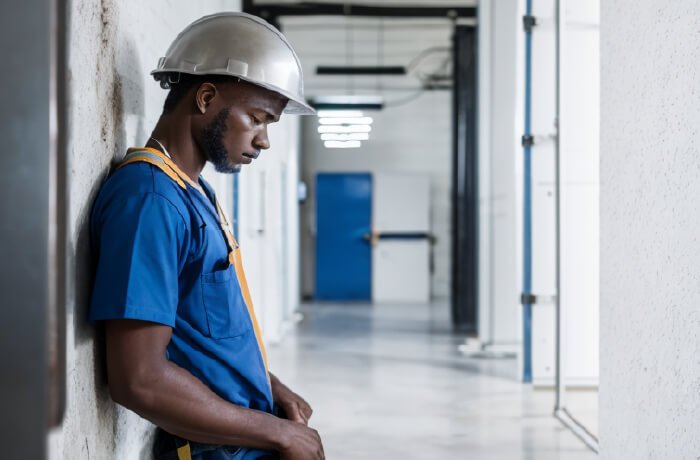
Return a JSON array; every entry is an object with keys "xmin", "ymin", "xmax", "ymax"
[{"xmin": 268, "ymin": 303, "xmax": 596, "ymax": 460}]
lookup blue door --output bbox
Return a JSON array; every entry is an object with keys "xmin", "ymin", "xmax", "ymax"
[{"xmin": 315, "ymin": 173, "xmax": 372, "ymax": 300}]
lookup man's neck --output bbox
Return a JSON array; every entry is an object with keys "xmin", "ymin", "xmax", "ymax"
[{"xmin": 147, "ymin": 114, "xmax": 206, "ymax": 183}]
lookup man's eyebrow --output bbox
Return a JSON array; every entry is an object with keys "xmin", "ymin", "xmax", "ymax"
[
  {"xmin": 260, "ymin": 109, "xmax": 281, "ymax": 123},
  {"xmin": 250, "ymin": 97, "xmax": 285, "ymax": 121}
]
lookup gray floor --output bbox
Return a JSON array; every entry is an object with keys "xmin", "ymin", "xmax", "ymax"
[
  {"xmin": 267, "ymin": 301, "xmax": 597, "ymax": 460},
  {"xmin": 562, "ymin": 389, "xmax": 599, "ymax": 439}
]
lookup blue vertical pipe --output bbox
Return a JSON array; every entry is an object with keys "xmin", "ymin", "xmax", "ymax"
[
  {"xmin": 522, "ymin": 0, "xmax": 534, "ymax": 383},
  {"xmin": 233, "ymin": 173, "xmax": 239, "ymax": 239}
]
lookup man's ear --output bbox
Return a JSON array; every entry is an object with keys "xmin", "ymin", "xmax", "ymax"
[{"xmin": 195, "ymin": 82, "xmax": 217, "ymax": 115}]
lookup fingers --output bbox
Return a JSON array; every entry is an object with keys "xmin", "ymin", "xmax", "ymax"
[
  {"xmin": 287, "ymin": 402, "xmax": 309, "ymax": 425},
  {"xmin": 302, "ymin": 401, "xmax": 313, "ymax": 420},
  {"xmin": 294, "ymin": 397, "xmax": 312, "ymax": 421},
  {"xmin": 292, "ymin": 410, "xmax": 307, "ymax": 425}
]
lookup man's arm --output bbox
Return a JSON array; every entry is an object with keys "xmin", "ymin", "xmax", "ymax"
[{"xmin": 105, "ymin": 319, "xmax": 324, "ymax": 459}]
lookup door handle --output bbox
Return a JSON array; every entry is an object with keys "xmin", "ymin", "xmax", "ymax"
[
  {"xmin": 364, "ymin": 231, "xmax": 435, "ymax": 247},
  {"xmin": 362, "ymin": 231, "xmax": 380, "ymax": 247}
]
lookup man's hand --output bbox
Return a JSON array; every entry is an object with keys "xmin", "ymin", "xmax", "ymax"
[
  {"xmin": 270, "ymin": 373, "xmax": 313, "ymax": 425},
  {"xmin": 278, "ymin": 421, "xmax": 325, "ymax": 460}
]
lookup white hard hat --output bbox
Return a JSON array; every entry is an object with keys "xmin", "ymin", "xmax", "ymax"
[{"xmin": 152, "ymin": 12, "xmax": 315, "ymax": 115}]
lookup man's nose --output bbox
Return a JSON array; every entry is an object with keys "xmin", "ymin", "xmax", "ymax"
[{"xmin": 254, "ymin": 125, "xmax": 270, "ymax": 150}]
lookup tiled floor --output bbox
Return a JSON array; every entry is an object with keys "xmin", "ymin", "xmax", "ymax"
[{"xmin": 267, "ymin": 301, "xmax": 597, "ymax": 460}]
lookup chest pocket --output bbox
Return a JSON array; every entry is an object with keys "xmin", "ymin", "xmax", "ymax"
[{"xmin": 201, "ymin": 265, "xmax": 252, "ymax": 339}]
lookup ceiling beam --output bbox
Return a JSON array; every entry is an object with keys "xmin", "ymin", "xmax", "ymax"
[{"xmin": 244, "ymin": 2, "xmax": 476, "ymax": 27}]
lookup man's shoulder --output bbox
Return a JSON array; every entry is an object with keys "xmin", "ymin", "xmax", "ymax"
[
  {"xmin": 105, "ymin": 160, "xmax": 190, "ymax": 199},
  {"xmin": 94, "ymin": 161, "xmax": 192, "ymax": 223}
]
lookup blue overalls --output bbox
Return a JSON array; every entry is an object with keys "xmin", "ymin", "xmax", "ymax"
[{"xmin": 89, "ymin": 148, "xmax": 277, "ymax": 460}]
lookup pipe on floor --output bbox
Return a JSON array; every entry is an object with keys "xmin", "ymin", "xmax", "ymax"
[{"xmin": 555, "ymin": 408, "xmax": 600, "ymax": 453}]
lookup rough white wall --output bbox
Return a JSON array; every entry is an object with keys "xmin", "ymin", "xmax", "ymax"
[
  {"xmin": 600, "ymin": 1, "xmax": 700, "ymax": 458},
  {"xmin": 48, "ymin": 1, "xmax": 239, "ymax": 458},
  {"xmin": 282, "ymin": 16, "xmax": 455, "ymax": 299}
]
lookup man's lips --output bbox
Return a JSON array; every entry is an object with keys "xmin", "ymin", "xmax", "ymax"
[{"xmin": 241, "ymin": 152, "xmax": 260, "ymax": 163}]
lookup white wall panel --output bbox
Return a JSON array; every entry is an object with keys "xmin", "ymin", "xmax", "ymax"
[
  {"xmin": 372, "ymin": 173, "xmax": 430, "ymax": 232},
  {"xmin": 526, "ymin": 0, "xmax": 600, "ymax": 387},
  {"xmin": 560, "ymin": 1, "xmax": 600, "ymax": 385},
  {"xmin": 478, "ymin": 0, "xmax": 523, "ymax": 349}
]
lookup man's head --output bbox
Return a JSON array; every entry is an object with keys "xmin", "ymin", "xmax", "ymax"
[
  {"xmin": 151, "ymin": 13, "xmax": 314, "ymax": 173},
  {"xmin": 161, "ymin": 73, "xmax": 288, "ymax": 172}
]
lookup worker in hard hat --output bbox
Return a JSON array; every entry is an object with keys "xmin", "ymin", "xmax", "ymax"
[{"xmin": 88, "ymin": 13, "xmax": 323, "ymax": 460}]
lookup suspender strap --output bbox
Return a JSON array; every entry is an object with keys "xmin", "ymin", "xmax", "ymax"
[
  {"xmin": 119, "ymin": 147, "xmax": 200, "ymax": 190},
  {"xmin": 176, "ymin": 443, "xmax": 192, "ymax": 460}
]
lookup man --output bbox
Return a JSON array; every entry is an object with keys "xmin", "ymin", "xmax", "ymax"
[{"xmin": 88, "ymin": 13, "xmax": 323, "ymax": 460}]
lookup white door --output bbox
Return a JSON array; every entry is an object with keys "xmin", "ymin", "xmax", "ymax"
[{"xmin": 372, "ymin": 173, "xmax": 431, "ymax": 303}]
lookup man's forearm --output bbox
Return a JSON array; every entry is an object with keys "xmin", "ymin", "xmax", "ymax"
[{"xmin": 111, "ymin": 358, "xmax": 288, "ymax": 451}]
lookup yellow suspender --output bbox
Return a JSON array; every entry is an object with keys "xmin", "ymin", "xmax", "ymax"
[
  {"xmin": 116, "ymin": 148, "xmax": 269, "ymax": 374},
  {"xmin": 176, "ymin": 443, "xmax": 191, "ymax": 460}
]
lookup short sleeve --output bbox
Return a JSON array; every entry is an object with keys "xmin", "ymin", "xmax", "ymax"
[{"xmin": 89, "ymin": 192, "xmax": 186, "ymax": 326}]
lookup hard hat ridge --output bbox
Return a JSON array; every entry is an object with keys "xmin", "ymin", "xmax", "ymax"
[{"xmin": 152, "ymin": 12, "xmax": 315, "ymax": 115}]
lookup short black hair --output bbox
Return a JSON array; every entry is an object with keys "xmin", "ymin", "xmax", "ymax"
[{"xmin": 159, "ymin": 73, "xmax": 237, "ymax": 114}]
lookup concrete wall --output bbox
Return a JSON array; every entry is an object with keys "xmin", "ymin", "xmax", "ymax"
[
  {"xmin": 281, "ymin": 16, "xmax": 458, "ymax": 299},
  {"xmin": 47, "ymin": 1, "xmax": 242, "ymax": 458},
  {"xmin": 600, "ymin": 1, "xmax": 700, "ymax": 457}
]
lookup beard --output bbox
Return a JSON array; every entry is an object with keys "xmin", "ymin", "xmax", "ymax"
[{"xmin": 202, "ymin": 108, "xmax": 241, "ymax": 174}]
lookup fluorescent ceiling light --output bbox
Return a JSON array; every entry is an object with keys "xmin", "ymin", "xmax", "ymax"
[
  {"xmin": 324, "ymin": 140, "xmax": 362, "ymax": 149},
  {"xmin": 317, "ymin": 110, "xmax": 364, "ymax": 118},
  {"xmin": 318, "ymin": 125, "xmax": 372, "ymax": 134},
  {"xmin": 320, "ymin": 133, "xmax": 370, "ymax": 141},
  {"xmin": 319, "ymin": 117, "xmax": 373, "ymax": 125},
  {"xmin": 312, "ymin": 95, "xmax": 384, "ymax": 105}
]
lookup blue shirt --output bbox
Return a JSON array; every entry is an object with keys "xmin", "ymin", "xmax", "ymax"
[{"xmin": 89, "ymin": 154, "xmax": 274, "ymax": 457}]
